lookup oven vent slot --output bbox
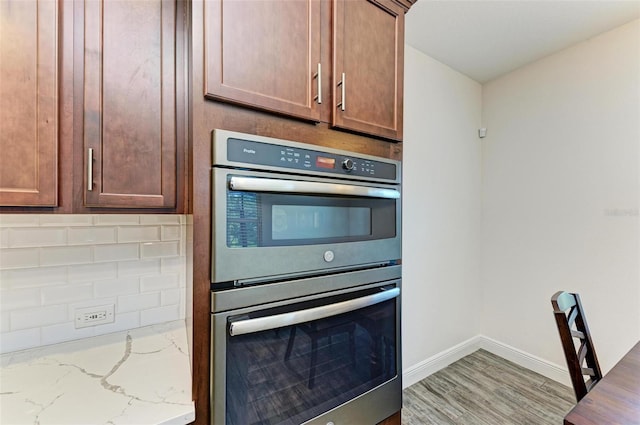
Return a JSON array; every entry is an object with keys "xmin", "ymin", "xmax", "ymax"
[{"xmin": 214, "ymin": 261, "xmax": 397, "ymax": 289}]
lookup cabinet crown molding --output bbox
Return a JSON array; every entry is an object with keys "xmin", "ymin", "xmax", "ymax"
[{"xmin": 391, "ymin": 0, "xmax": 416, "ymax": 13}]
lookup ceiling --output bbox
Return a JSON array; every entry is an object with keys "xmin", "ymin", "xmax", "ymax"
[{"xmin": 405, "ymin": 0, "xmax": 640, "ymax": 83}]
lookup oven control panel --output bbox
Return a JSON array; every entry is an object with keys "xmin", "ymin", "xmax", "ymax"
[{"xmin": 226, "ymin": 137, "xmax": 397, "ymax": 181}]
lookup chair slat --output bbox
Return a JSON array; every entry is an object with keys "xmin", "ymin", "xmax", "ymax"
[
  {"xmin": 568, "ymin": 306, "xmax": 579, "ymax": 327},
  {"xmin": 578, "ymin": 341, "xmax": 588, "ymax": 363},
  {"xmin": 551, "ymin": 291, "xmax": 603, "ymax": 402},
  {"xmin": 571, "ymin": 329, "xmax": 585, "ymax": 339}
]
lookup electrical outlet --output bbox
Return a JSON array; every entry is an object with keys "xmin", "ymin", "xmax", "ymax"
[{"xmin": 74, "ymin": 304, "xmax": 115, "ymax": 329}]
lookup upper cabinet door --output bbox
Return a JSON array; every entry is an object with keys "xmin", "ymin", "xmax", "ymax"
[
  {"xmin": 0, "ymin": 0, "xmax": 58, "ymax": 206},
  {"xmin": 83, "ymin": 0, "xmax": 178, "ymax": 208},
  {"xmin": 333, "ymin": 0, "xmax": 404, "ymax": 141},
  {"xmin": 205, "ymin": 0, "xmax": 322, "ymax": 121}
]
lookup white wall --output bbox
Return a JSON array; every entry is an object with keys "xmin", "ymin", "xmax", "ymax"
[
  {"xmin": 481, "ymin": 20, "xmax": 640, "ymax": 373},
  {"xmin": 402, "ymin": 45, "xmax": 483, "ymax": 385}
]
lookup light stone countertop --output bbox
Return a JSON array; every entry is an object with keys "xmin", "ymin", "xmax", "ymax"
[{"xmin": 0, "ymin": 321, "xmax": 195, "ymax": 425}]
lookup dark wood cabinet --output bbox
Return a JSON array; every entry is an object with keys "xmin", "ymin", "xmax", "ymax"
[
  {"xmin": 0, "ymin": 0, "xmax": 185, "ymax": 212},
  {"xmin": 0, "ymin": 0, "xmax": 59, "ymax": 206},
  {"xmin": 204, "ymin": 0, "xmax": 408, "ymax": 142},
  {"xmin": 204, "ymin": 0, "xmax": 324, "ymax": 121},
  {"xmin": 191, "ymin": 1, "xmax": 409, "ymax": 421},
  {"xmin": 81, "ymin": 0, "xmax": 179, "ymax": 208},
  {"xmin": 378, "ymin": 411, "xmax": 401, "ymax": 425},
  {"xmin": 333, "ymin": 0, "xmax": 405, "ymax": 141}
]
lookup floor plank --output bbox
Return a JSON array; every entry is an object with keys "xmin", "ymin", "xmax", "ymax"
[{"xmin": 402, "ymin": 349, "xmax": 575, "ymax": 425}]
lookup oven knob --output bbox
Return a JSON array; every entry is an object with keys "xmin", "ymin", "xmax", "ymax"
[
  {"xmin": 323, "ymin": 250, "xmax": 335, "ymax": 262},
  {"xmin": 342, "ymin": 158, "xmax": 354, "ymax": 172}
]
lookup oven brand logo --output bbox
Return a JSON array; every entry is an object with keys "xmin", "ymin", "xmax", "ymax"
[{"xmin": 243, "ymin": 148, "xmax": 256, "ymax": 154}]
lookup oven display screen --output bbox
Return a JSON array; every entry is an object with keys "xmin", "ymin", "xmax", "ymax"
[
  {"xmin": 315, "ymin": 156, "xmax": 335, "ymax": 169},
  {"xmin": 272, "ymin": 205, "xmax": 371, "ymax": 240}
]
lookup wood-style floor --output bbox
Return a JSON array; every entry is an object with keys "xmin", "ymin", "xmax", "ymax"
[{"xmin": 402, "ymin": 349, "xmax": 576, "ymax": 425}]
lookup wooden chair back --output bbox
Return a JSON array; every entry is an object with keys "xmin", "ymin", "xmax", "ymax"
[{"xmin": 551, "ymin": 291, "xmax": 603, "ymax": 401}]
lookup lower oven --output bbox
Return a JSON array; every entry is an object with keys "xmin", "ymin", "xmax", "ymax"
[{"xmin": 211, "ymin": 266, "xmax": 402, "ymax": 425}]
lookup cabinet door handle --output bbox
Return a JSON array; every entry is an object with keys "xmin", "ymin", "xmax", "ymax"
[
  {"xmin": 87, "ymin": 148, "xmax": 94, "ymax": 191},
  {"xmin": 314, "ymin": 63, "xmax": 322, "ymax": 104},
  {"xmin": 337, "ymin": 72, "xmax": 346, "ymax": 111}
]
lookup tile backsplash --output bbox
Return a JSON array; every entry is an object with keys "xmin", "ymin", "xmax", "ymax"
[{"xmin": 0, "ymin": 214, "xmax": 189, "ymax": 354}]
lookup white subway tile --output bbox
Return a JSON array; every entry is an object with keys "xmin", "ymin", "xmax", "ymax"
[
  {"xmin": 140, "ymin": 241, "xmax": 180, "ymax": 259},
  {"xmin": 0, "ymin": 287, "xmax": 41, "ymax": 310},
  {"xmin": 94, "ymin": 215, "xmax": 140, "ymax": 226},
  {"xmin": 118, "ymin": 259, "xmax": 160, "ymax": 277},
  {"xmin": 161, "ymin": 225, "xmax": 181, "ymax": 241},
  {"xmin": 186, "ymin": 220, "xmax": 193, "ymax": 250},
  {"xmin": 160, "ymin": 257, "xmax": 185, "ymax": 274},
  {"xmin": 0, "ymin": 248, "xmax": 39, "ymax": 269},
  {"xmin": 160, "ymin": 288, "xmax": 181, "ymax": 306},
  {"xmin": 40, "ymin": 246, "xmax": 92, "ymax": 266},
  {"xmin": 140, "ymin": 304, "xmax": 180, "ymax": 326},
  {"xmin": 180, "ymin": 245, "xmax": 186, "ymax": 264},
  {"xmin": 140, "ymin": 215, "xmax": 181, "ymax": 225},
  {"xmin": 0, "ymin": 228, "xmax": 8, "ymax": 248},
  {"xmin": 92, "ymin": 311, "xmax": 140, "ymax": 335},
  {"xmin": 9, "ymin": 227, "xmax": 67, "ymax": 248},
  {"xmin": 93, "ymin": 243, "xmax": 139, "ymax": 262},
  {"xmin": 117, "ymin": 292, "xmax": 160, "ymax": 313},
  {"xmin": 140, "ymin": 274, "xmax": 179, "ymax": 292},
  {"xmin": 0, "ymin": 215, "xmax": 39, "ymax": 228},
  {"xmin": 41, "ymin": 321, "xmax": 95, "ymax": 346},
  {"xmin": 117, "ymin": 226, "xmax": 161, "ymax": 243},
  {"xmin": 0, "ymin": 213, "xmax": 189, "ymax": 352},
  {"xmin": 94, "ymin": 277, "xmax": 139, "ymax": 298},
  {"xmin": 41, "ymin": 283, "xmax": 93, "ymax": 305},
  {"xmin": 10, "ymin": 304, "xmax": 68, "ymax": 330},
  {"xmin": 0, "ymin": 328, "xmax": 41, "ymax": 354},
  {"xmin": 68, "ymin": 262, "xmax": 117, "ymax": 282},
  {"xmin": 68, "ymin": 227, "xmax": 117, "ymax": 245},
  {"xmin": 39, "ymin": 215, "xmax": 93, "ymax": 227},
  {"xmin": 0, "ymin": 266, "xmax": 68, "ymax": 288},
  {"xmin": 0, "ymin": 311, "xmax": 9, "ymax": 332}
]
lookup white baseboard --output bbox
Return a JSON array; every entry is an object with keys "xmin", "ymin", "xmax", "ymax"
[
  {"xmin": 478, "ymin": 335, "xmax": 571, "ymax": 387},
  {"xmin": 402, "ymin": 335, "xmax": 571, "ymax": 389},
  {"xmin": 402, "ymin": 336, "xmax": 482, "ymax": 388}
]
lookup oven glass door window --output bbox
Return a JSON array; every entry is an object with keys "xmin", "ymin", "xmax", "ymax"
[
  {"xmin": 225, "ymin": 289, "xmax": 398, "ymax": 425},
  {"xmin": 226, "ymin": 191, "xmax": 396, "ymax": 248}
]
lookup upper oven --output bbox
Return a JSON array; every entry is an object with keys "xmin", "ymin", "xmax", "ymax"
[{"xmin": 211, "ymin": 129, "xmax": 401, "ymax": 286}]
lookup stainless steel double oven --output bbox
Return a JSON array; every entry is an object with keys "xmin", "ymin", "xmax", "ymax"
[{"xmin": 210, "ymin": 129, "xmax": 402, "ymax": 425}]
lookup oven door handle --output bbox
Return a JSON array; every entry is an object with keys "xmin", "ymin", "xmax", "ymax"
[
  {"xmin": 228, "ymin": 287, "xmax": 400, "ymax": 337},
  {"xmin": 229, "ymin": 176, "xmax": 400, "ymax": 199}
]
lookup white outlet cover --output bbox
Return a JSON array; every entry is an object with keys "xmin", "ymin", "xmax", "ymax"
[{"xmin": 75, "ymin": 304, "xmax": 115, "ymax": 329}]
